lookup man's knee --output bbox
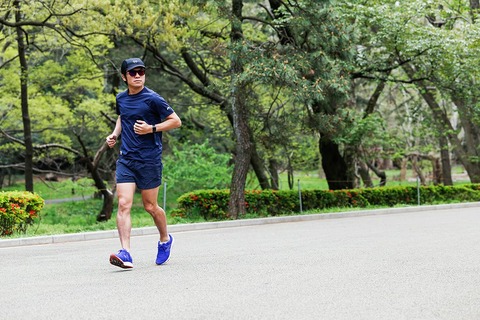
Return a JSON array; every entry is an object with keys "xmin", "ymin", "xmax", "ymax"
[
  {"xmin": 118, "ymin": 197, "xmax": 133, "ymax": 213},
  {"xmin": 143, "ymin": 201, "xmax": 157, "ymax": 214},
  {"xmin": 144, "ymin": 203, "xmax": 166, "ymax": 217}
]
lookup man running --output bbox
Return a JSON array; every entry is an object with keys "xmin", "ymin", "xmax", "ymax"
[{"xmin": 106, "ymin": 57, "xmax": 181, "ymax": 269}]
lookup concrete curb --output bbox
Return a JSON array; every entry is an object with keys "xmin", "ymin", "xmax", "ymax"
[{"xmin": 1, "ymin": 202, "xmax": 479, "ymax": 248}]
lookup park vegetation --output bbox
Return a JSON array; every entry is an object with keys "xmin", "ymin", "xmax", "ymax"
[
  {"xmin": 1, "ymin": 0, "xmax": 480, "ymax": 222},
  {"xmin": 0, "ymin": 190, "xmax": 43, "ymax": 235},
  {"xmin": 175, "ymin": 183, "xmax": 480, "ymax": 220}
]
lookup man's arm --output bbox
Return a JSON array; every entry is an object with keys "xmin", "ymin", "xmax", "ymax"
[
  {"xmin": 134, "ymin": 112, "xmax": 182, "ymax": 135},
  {"xmin": 155, "ymin": 112, "xmax": 182, "ymax": 132},
  {"xmin": 106, "ymin": 116, "xmax": 122, "ymax": 148}
]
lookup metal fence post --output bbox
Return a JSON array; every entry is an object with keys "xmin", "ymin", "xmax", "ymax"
[
  {"xmin": 417, "ymin": 177, "xmax": 420, "ymax": 206},
  {"xmin": 298, "ymin": 179, "xmax": 303, "ymax": 214}
]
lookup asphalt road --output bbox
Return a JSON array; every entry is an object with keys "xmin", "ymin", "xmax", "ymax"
[{"xmin": 1, "ymin": 205, "xmax": 480, "ymax": 320}]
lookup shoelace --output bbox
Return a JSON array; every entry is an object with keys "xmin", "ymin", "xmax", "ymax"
[
  {"xmin": 118, "ymin": 250, "xmax": 130, "ymax": 260},
  {"xmin": 159, "ymin": 242, "xmax": 170, "ymax": 251}
]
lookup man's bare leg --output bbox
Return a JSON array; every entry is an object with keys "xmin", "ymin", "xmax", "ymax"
[
  {"xmin": 141, "ymin": 187, "xmax": 169, "ymax": 243},
  {"xmin": 116, "ymin": 182, "xmax": 136, "ymax": 250}
]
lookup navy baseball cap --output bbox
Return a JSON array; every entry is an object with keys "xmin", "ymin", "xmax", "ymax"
[{"xmin": 121, "ymin": 58, "xmax": 145, "ymax": 74}]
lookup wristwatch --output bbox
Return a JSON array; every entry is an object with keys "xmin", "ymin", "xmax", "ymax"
[{"xmin": 152, "ymin": 125, "xmax": 156, "ymax": 133}]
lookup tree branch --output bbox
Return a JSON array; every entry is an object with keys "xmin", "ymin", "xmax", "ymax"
[
  {"xmin": 181, "ymin": 48, "xmax": 210, "ymax": 86},
  {"xmin": 352, "ymin": 48, "xmax": 432, "ymax": 80},
  {"xmin": 0, "ymin": 54, "xmax": 19, "ymax": 69},
  {"xmin": 34, "ymin": 143, "xmax": 81, "ymax": 155},
  {"xmin": 0, "ymin": 128, "xmax": 24, "ymax": 145},
  {"xmin": 0, "ymin": 128, "xmax": 81, "ymax": 155},
  {"xmin": 132, "ymin": 37, "xmax": 226, "ymax": 105},
  {"xmin": 101, "ymin": 111, "xmax": 117, "ymax": 125},
  {"xmin": 352, "ymin": 74, "xmax": 430, "ymax": 83}
]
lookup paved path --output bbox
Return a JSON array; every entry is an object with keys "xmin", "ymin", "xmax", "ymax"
[{"xmin": 1, "ymin": 204, "xmax": 480, "ymax": 319}]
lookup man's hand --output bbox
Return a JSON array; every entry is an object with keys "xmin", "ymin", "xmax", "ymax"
[
  {"xmin": 106, "ymin": 134, "xmax": 117, "ymax": 148},
  {"xmin": 133, "ymin": 120, "xmax": 152, "ymax": 135}
]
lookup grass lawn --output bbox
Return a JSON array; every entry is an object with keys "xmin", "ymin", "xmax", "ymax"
[{"xmin": 2, "ymin": 177, "xmax": 98, "ymax": 200}]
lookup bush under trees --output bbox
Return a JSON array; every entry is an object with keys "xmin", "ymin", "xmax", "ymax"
[
  {"xmin": 174, "ymin": 184, "xmax": 480, "ymax": 220},
  {"xmin": 0, "ymin": 191, "xmax": 44, "ymax": 236}
]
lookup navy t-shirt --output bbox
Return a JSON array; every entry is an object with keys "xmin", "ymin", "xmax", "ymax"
[{"xmin": 116, "ymin": 86, "xmax": 174, "ymax": 162}]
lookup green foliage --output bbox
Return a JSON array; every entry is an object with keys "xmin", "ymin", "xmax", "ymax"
[
  {"xmin": 173, "ymin": 189, "xmax": 230, "ymax": 220},
  {"xmin": 342, "ymin": 0, "xmax": 480, "ymax": 161},
  {"xmin": 2, "ymin": 0, "xmax": 480, "ymax": 212},
  {"xmin": 239, "ymin": 1, "xmax": 355, "ymax": 106},
  {"xmin": 0, "ymin": 191, "xmax": 44, "ymax": 236},
  {"xmin": 175, "ymin": 184, "xmax": 480, "ymax": 220},
  {"xmin": 163, "ymin": 141, "xmax": 233, "ymax": 199},
  {"xmin": 1, "ymin": 175, "xmax": 476, "ymax": 238},
  {"xmin": 0, "ymin": 0, "xmax": 116, "ymax": 187}
]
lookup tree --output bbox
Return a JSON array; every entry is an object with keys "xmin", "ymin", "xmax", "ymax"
[
  {"xmin": 340, "ymin": 0, "xmax": 480, "ymax": 184},
  {"xmin": 0, "ymin": 0, "xmax": 118, "ymax": 219},
  {"xmin": 255, "ymin": 0, "xmax": 356, "ymax": 189},
  {"xmin": 1, "ymin": 0, "xmax": 107, "ymax": 187},
  {"xmin": 227, "ymin": 0, "xmax": 253, "ymax": 218},
  {"xmin": 98, "ymin": 0, "xmax": 282, "ymax": 217}
]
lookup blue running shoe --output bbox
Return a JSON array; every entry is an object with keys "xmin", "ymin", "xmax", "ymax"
[
  {"xmin": 156, "ymin": 234, "xmax": 174, "ymax": 265},
  {"xmin": 109, "ymin": 249, "xmax": 133, "ymax": 269}
]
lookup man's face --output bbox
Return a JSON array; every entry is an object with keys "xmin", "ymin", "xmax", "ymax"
[{"xmin": 123, "ymin": 67, "xmax": 145, "ymax": 88}]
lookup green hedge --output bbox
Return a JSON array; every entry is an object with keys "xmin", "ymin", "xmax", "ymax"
[
  {"xmin": 0, "ymin": 191, "xmax": 44, "ymax": 236},
  {"xmin": 174, "ymin": 184, "xmax": 480, "ymax": 220}
]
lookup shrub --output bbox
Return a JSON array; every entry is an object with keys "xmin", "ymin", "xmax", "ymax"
[
  {"xmin": 175, "ymin": 189, "xmax": 230, "ymax": 220},
  {"xmin": 163, "ymin": 141, "xmax": 233, "ymax": 201},
  {"xmin": 176, "ymin": 184, "xmax": 480, "ymax": 220},
  {"xmin": 0, "ymin": 191, "xmax": 44, "ymax": 236}
]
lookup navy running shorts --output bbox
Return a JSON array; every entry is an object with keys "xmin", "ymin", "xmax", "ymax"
[{"xmin": 116, "ymin": 157, "xmax": 163, "ymax": 190}]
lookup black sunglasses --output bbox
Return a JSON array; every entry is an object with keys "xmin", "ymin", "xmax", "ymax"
[{"xmin": 128, "ymin": 69, "xmax": 145, "ymax": 77}]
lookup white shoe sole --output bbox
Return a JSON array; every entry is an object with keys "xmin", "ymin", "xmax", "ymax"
[{"xmin": 109, "ymin": 254, "xmax": 133, "ymax": 269}]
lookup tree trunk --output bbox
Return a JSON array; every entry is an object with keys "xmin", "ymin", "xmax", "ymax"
[
  {"xmin": 407, "ymin": 152, "xmax": 441, "ymax": 185},
  {"xmin": 76, "ymin": 135, "xmax": 115, "ymax": 221},
  {"xmin": 399, "ymin": 158, "xmax": 408, "ymax": 181},
  {"xmin": 358, "ymin": 161, "xmax": 374, "ymax": 188},
  {"xmin": 451, "ymin": 96, "xmax": 480, "ymax": 162},
  {"xmin": 402, "ymin": 63, "xmax": 480, "ymax": 183},
  {"xmin": 410, "ymin": 155, "xmax": 426, "ymax": 186},
  {"xmin": 251, "ymin": 143, "xmax": 271, "ymax": 190},
  {"xmin": 366, "ymin": 161, "xmax": 387, "ymax": 187},
  {"xmin": 96, "ymin": 189, "xmax": 114, "ymax": 222},
  {"xmin": 343, "ymin": 144, "xmax": 358, "ymax": 188},
  {"xmin": 432, "ymin": 157, "xmax": 442, "ymax": 185},
  {"xmin": 0, "ymin": 169, "xmax": 4, "ymax": 189},
  {"xmin": 363, "ymin": 78, "xmax": 388, "ymax": 117},
  {"xmin": 14, "ymin": 1, "xmax": 34, "ymax": 192},
  {"xmin": 287, "ymin": 155, "xmax": 294, "ymax": 190},
  {"xmin": 268, "ymin": 159, "xmax": 280, "ymax": 190},
  {"xmin": 439, "ymin": 135, "xmax": 453, "ymax": 185},
  {"xmin": 228, "ymin": 0, "xmax": 252, "ymax": 219},
  {"xmin": 320, "ymin": 135, "xmax": 352, "ymax": 190},
  {"xmin": 228, "ymin": 97, "xmax": 252, "ymax": 219},
  {"xmin": 87, "ymin": 143, "xmax": 114, "ymax": 221}
]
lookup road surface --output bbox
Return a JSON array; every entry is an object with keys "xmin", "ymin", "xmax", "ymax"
[{"xmin": 1, "ymin": 205, "xmax": 479, "ymax": 319}]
